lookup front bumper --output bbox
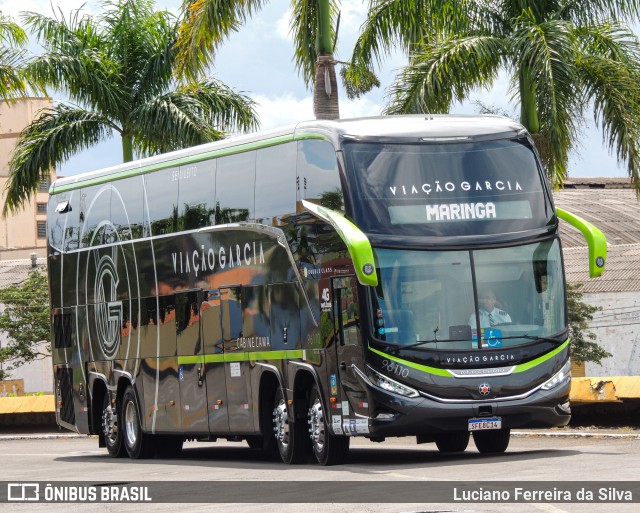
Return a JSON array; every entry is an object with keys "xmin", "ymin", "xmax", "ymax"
[{"xmin": 353, "ymin": 367, "xmax": 570, "ymax": 437}]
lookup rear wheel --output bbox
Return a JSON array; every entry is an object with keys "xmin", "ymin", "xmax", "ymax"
[
  {"xmin": 122, "ymin": 386, "xmax": 155, "ymax": 459},
  {"xmin": 473, "ymin": 428, "xmax": 511, "ymax": 454},
  {"xmin": 308, "ymin": 384, "xmax": 349, "ymax": 466},
  {"xmin": 102, "ymin": 393, "xmax": 124, "ymax": 458},
  {"xmin": 272, "ymin": 387, "xmax": 309, "ymax": 464},
  {"xmin": 434, "ymin": 431, "xmax": 470, "ymax": 453}
]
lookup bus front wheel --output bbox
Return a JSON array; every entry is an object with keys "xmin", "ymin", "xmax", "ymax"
[
  {"xmin": 122, "ymin": 386, "xmax": 155, "ymax": 459},
  {"xmin": 102, "ymin": 393, "xmax": 124, "ymax": 458},
  {"xmin": 473, "ymin": 428, "xmax": 511, "ymax": 454},
  {"xmin": 272, "ymin": 387, "xmax": 308, "ymax": 464},
  {"xmin": 308, "ymin": 384, "xmax": 349, "ymax": 465},
  {"xmin": 434, "ymin": 431, "xmax": 470, "ymax": 453}
]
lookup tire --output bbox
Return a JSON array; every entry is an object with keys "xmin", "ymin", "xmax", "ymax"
[
  {"xmin": 155, "ymin": 436, "xmax": 183, "ymax": 458},
  {"xmin": 308, "ymin": 384, "xmax": 349, "ymax": 466},
  {"xmin": 473, "ymin": 428, "xmax": 511, "ymax": 454},
  {"xmin": 272, "ymin": 387, "xmax": 309, "ymax": 464},
  {"xmin": 121, "ymin": 386, "xmax": 155, "ymax": 459},
  {"xmin": 434, "ymin": 431, "xmax": 470, "ymax": 453},
  {"xmin": 246, "ymin": 391, "xmax": 279, "ymax": 458},
  {"xmin": 102, "ymin": 393, "xmax": 125, "ymax": 458}
]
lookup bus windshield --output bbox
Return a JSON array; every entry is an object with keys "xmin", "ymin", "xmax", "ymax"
[
  {"xmin": 344, "ymin": 138, "xmax": 553, "ymax": 237},
  {"xmin": 370, "ymin": 239, "xmax": 566, "ymax": 350}
]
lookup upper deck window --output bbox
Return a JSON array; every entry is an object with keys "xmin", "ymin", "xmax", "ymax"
[{"xmin": 344, "ymin": 138, "xmax": 553, "ymax": 237}]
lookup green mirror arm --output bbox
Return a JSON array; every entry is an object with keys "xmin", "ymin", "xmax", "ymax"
[
  {"xmin": 302, "ymin": 200, "xmax": 378, "ymax": 286},
  {"xmin": 556, "ymin": 207, "xmax": 607, "ymax": 278}
]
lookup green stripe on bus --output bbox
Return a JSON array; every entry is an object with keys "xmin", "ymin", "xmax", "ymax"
[
  {"xmin": 178, "ymin": 350, "xmax": 305, "ymax": 366},
  {"xmin": 53, "ymin": 132, "xmax": 330, "ymax": 194},
  {"xmin": 368, "ymin": 339, "xmax": 569, "ymax": 377},
  {"xmin": 367, "ymin": 345, "xmax": 452, "ymax": 377},
  {"xmin": 512, "ymin": 339, "xmax": 569, "ymax": 373}
]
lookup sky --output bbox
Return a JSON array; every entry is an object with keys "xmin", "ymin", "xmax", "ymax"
[{"xmin": 0, "ymin": 0, "xmax": 634, "ymax": 178}]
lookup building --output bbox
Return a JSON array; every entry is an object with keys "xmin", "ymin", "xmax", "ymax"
[
  {"xmin": 554, "ymin": 178, "xmax": 640, "ymax": 377},
  {"xmin": 0, "ymin": 97, "xmax": 55, "ymax": 260},
  {"xmin": 0, "ymin": 98, "xmax": 55, "ymax": 392}
]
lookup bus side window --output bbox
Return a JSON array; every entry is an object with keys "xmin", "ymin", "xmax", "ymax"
[
  {"xmin": 111, "ymin": 175, "xmax": 144, "ymax": 240},
  {"xmin": 255, "ymin": 143, "xmax": 297, "ymax": 225},
  {"xmin": 144, "ymin": 167, "xmax": 179, "ymax": 236},
  {"xmin": 216, "ymin": 151, "xmax": 256, "ymax": 223},
  {"xmin": 79, "ymin": 185, "xmax": 111, "ymax": 248},
  {"xmin": 176, "ymin": 159, "xmax": 216, "ymax": 230},
  {"xmin": 297, "ymin": 139, "xmax": 343, "ymax": 211}
]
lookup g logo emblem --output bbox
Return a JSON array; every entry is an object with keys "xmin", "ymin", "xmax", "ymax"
[{"xmin": 94, "ymin": 254, "xmax": 122, "ymax": 358}]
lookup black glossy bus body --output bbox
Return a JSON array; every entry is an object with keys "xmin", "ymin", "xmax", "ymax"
[{"xmin": 48, "ymin": 115, "xmax": 570, "ymax": 446}]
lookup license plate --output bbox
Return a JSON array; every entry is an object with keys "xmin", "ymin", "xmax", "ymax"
[{"xmin": 468, "ymin": 417, "xmax": 502, "ymax": 432}]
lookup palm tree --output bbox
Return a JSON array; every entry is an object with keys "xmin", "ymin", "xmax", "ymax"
[
  {"xmin": 176, "ymin": 0, "xmax": 341, "ymax": 119},
  {"xmin": 347, "ymin": 1, "xmax": 640, "ymax": 187},
  {"xmin": 0, "ymin": 11, "xmax": 28, "ymax": 100},
  {"xmin": 3, "ymin": 0, "xmax": 259, "ymax": 215}
]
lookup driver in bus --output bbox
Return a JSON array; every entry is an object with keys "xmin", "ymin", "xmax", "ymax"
[{"xmin": 469, "ymin": 288, "xmax": 512, "ymax": 328}]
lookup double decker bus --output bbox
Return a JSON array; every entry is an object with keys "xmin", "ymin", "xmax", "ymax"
[{"xmin": 48, "ymin": 115, "xmax": 605, "ymax": 465}]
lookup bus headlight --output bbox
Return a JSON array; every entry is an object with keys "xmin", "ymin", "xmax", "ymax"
[
  {"xmin": 541, "ymin": 359, "xmax": 572, "ymax": 391},
  {"xmin": 365, "ymin": 365, "xmax": 419, "ymax": 398}
]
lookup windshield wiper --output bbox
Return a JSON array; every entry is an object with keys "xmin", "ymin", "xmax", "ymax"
[{"xmin": 497, "ymin": 334, "xmax": 566, "ymax": 344}]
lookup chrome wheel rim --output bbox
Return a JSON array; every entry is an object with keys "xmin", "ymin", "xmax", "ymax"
[
  {"xmin": 102, "ymin": 402, "xmax": 117, "ymax": 445},
  {"xmin": 273, "ymin": 397, "xmax": 289, "ymax": 448},
  {"xmin": 124, "ymin": 400, "xmax": 138, "ymax": 447},
  {"xmin": 308, "ymin": 397, "xmax": 325, "ymax": 451}
]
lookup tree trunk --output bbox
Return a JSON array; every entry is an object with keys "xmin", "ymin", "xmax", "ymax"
[
  {"xmin": 122, "ymin": 133, "xmax": 133, "ymax": 162},
  {"xmin": 313, "ymin": 54, "xmax": 340, "ymax": 120},
  {"xmin": 519, "ymin": 66, "xmax": 539, "ymax": 134}
]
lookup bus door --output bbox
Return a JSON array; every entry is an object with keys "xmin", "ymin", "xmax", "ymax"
[
  {"xmin": 175, "ymin": 290, "xmax": 208, "ymax": 434},
  {"xmin": 201, "ymin": 289, "xmax": 229, "ymax": 434},
  {"xmin": 331, "ymin": 276, "xmax": 367, "ymax": 423},
  {"xmin": 220, "ymin": 286, "xmax": 254, "ymax": 434}
]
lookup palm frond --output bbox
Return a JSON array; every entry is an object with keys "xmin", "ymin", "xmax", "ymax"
[
  {"xmin": 24, "ymin": 51, "xmax": 121, "ymax": 115},
  {"xmin": 0, "ymin": 13, "xmax": 28, "ymax": 45},
  {"xmin": 559, "ymin": 0, "xmax": 640, "ymax": 25},
  {"xmin": 3, "ymin": 104, "xmax": 116, "ymax": 216},
  {"xmin": 129, "ymin": 79, "xmax": 258, "ymax": 156},
  {"xmin": 175, "ymin": 0, "xmax": 266, "ymax": 80},
  {"xmin": 578, "ymin": 54, "xmax": 640, "ymax": 192},
  {"xmin": 0, "ymin": 47, "xmax": 28, "ymax": 100},
  {"xmin": 513, "ymin": 15, "xmax": 581, "ymax": 184},
  {"xmin": 385, "ymin": 35, "xmax": 507, "ymax": 115},
  {"xmin": 20, "ymin": 9, "xmax": 99, "ymax": 52}
]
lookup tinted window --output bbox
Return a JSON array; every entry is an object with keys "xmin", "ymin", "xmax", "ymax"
[
  {"xmin": 111, "ymin": 176, "xmax": 144, "ymax": 241},
  {"xmin": 79, "ymin": 185, "xmax": 111, "ymax": 248},
  {"xmin": 48, "ymin": 193, "xmax": 72, "ymax": 251},
  {"xmin": 255, "ymin": 143, "xmax": 297, "ymax": 225},
  {"xmin": 144, "ymin": 167, "xmax": 179, "ymax": 236},
  {"xmin": 176, "ymin": 160, "xmax": 216, "ymax": 230},
  {"xmin": 216, "ymin": 151, "xmax": 256, "ymax": 223},
  {"xmin": 344, "ymin": 139, "xmax": 552, "ymax": 237},
  {"xmin": 297, "ymin": 139, "xmax": 342, "ymax": 211}
]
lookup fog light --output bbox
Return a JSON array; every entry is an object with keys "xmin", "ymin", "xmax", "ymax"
[{"xmin": 557, "ymin": 401, "xmax": 571, "ymax": 414}]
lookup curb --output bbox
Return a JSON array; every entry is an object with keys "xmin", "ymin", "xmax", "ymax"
[
  {"xmin": 512, "ymin": 430, "xmax": 640, "ymax": 439},
  {"xmin": 0, "ymin": 433, "xmax": 89, "ymax": 441}
]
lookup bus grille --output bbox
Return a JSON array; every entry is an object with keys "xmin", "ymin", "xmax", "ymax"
[{"xmin": 56, "ymin": 367, "xmax": 75, "ymax": 425}]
